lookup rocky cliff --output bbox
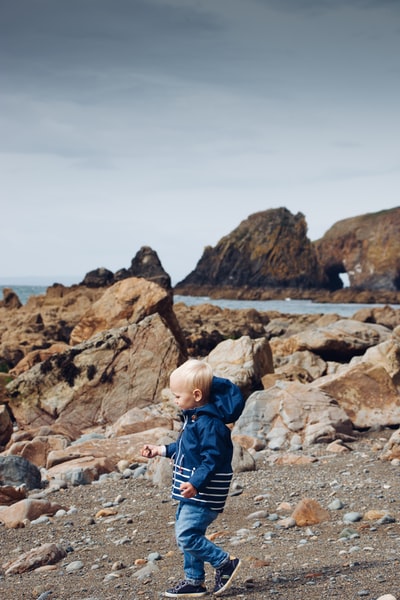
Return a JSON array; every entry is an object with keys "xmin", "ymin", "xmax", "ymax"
[
  {"xmin": 315, "ymin": 207, "xmax": 400, "ymax": 291},
  {"xmin": 175, "ymin": 208, "xmax": 327, "ymax": 291},
  {"xmin": 175, "ymin": 206, "xmax": 400, "ymax": 299}
]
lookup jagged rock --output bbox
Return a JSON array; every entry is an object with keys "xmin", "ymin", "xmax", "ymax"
[
  {"xmin": 273, "ymin": 350, "xmax": 327, "ymax": 382},
  {"xmin": 6, "ymin": 314, "xmax": 185, "ymax": 436},
  {"xmin": 0, "ymin": 287, "xmax": 22, "ymax": 309},
  {"xmin": 0, "ymin": 284, "xmax": 103, "ymax": 369},
  {"xmin": 69, "ymin": 276, "xmax": 183, "ymax": 347},
  {"xmin": 175, "ymin": 208, "xmax": 327, "ymax": 291},
  {"xmin": 80, "ymin": 246, "xmax": 171, "ymax": 291},
  {"xmin": 174, "ymin": 302, "xmax": 270, "ymax": 357},
  {"xmin": 315, "ymin": 207, "xmax": 400, "ymax": 291},
  {"xmin": 46, "ymin": 455, "xmax": 116, "ymax": 485},
  {"xmin": 0, "ymin": 455, "xmax": 42, "ymax": 490},
  {"xmin": 105, "ymin": 407, "xmax": 174, "ymax": 438},
  {"xmin": 0, "ymin": 249, "xmax": 173, "ymax": 371},
  {"xmin": 80, "ymin": 266, "xmax": 115, "ymax": 288},
  {"xmin": 123, "ymin": 245, "xmax": 172, "ymax": 290}
]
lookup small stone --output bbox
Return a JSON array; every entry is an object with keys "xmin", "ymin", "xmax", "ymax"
[
  {"xmin": 66, "ymin": 560, "xmax": 84, "ymax": 573},
  {"xmin": 147, "ymin": 552, "xmax": 162, "ymax": 562},
  {"xmin": 343, "ymin": 512, "xmax": 363, "ymax": 523},
  {"xmin": 328, "ymin": 498, "xmax": 344, "ymax": 510}
]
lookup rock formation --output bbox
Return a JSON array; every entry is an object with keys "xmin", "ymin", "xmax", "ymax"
[
  {"xmin": 175, "ymin": 208, "xmax": 327, "ymax": 291},
  {"xmin": 80, "ymin": 246, "xmax": 171, "ymax": 290},
  {"xmin": 315, "ymin": 207, "xmax": 400, "ymax": 291},
  {"xmin": 174, "ymin": 206, "xmax": 400, "ymax": 300}
]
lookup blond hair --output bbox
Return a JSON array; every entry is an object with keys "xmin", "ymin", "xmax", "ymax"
[{"xmin": 171, "ymin": 359, "xmax": 213, "ymax": 401}]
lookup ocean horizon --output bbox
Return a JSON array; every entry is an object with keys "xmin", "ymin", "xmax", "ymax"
[{"xmin": 2, "ymin": 284, "xmax": 400, "ymax": 318}]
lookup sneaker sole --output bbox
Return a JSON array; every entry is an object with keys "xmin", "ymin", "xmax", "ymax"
[
  {"xmin": 165, "ymin": 591, "xmax": 207, "ymax": 598},
  {"xmin": 213, "ymin": 559, "xmax": 241, "ymax": 596}
]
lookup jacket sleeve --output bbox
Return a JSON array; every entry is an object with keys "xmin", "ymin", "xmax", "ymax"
[
  {"xmin": 165, "ymin": 441, "xmax": 177, "ymax": 459},
  {"xmin": 188, "ymin": 418, "xmax": 232, "ymax": 492}
]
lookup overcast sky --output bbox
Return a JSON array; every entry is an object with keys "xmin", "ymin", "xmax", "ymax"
[{"xmin": 1, "ymin": 0, "xmax": 399, "ymax": 286}]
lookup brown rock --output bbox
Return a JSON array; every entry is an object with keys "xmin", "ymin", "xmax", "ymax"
[
  {"xmin": 6, "ymin": 435, "xmax": 69, "ymax": 468},
  {"xmin": 0, "ymin": 283, "xmax": 102, "ymax": 369},
  {"xmin": 274, "ymin": 454, "xmax": 318, "ymax": 465},
  {"xmin": 45, "ymin": 427, "xmax": 174, "ymax": 475},
  {"xmin": 45, "ymin": 455, "xmax": 115, "ymax": 484},
  {"xmin": 0, "ymin": 498, "xmax": 67, "ymax": 528},
  {"xmin": 205, "ymin": 335, "xmax": 274, "ymax": 397},
  {"xmin": 69, "ymin": 276, "xmax": 180, "ymax": 345},
  {"xmin": 2, "ymin": 542, "xmax": 67, "ymax": 573},
  {"xmin": 319, "ymin": 365, "xmax": 400, "ymax": 428},
  {"xmin": 9, "ymin": 343, "xmax": 70, "ymax": 376},
  {"xmin": 6, "ymin": 313, "xmax": 185, "ymax": 435},
  {"xmin": 231, "ymin": 381, "xmax": 353, "ymax": 450},
  {"xmin": 0, "ymin": 403, "xmax": 13, "ymax": 446},
  {"xmin": 174, "ymin": 302, "xmax": 270, "ymax": 357},
  {"xmin": 291, "ymin": 498, "xmax": 330, "ymax": 526},
  {"xmin": 0, "ymin": 288, "xmax": 22, "ymax": 309},
  {"xmin": 315, "ymin": 207, "xmax": 400, "ymax": 291},
  {"xmin": 175, "ymin": 208, "xmax": 327, "ymax": 290},
  {"xmin": 0, "ymin": 484, "xmax": 27, "ymax": 506},
  {"xmin": 270, "ymin": 319, "xmax": 391, "ymax": 362}
]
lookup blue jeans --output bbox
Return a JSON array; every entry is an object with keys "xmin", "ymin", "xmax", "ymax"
[{"xmin": 175, "ymin": 502, "xmax": 229, "ymax": 584}]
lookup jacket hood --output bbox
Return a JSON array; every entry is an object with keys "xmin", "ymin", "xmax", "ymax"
[{"xmin": 183, "ymin": 376, "xmax": 245, "ymax": 424}]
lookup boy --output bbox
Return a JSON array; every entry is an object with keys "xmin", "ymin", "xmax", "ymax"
[{"xmin": 142, "ymin": 359, "xmax": 245, "ymax": 597}]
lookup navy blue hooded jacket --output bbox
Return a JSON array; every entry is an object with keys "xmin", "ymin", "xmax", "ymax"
[{"xmin": 164, "ymin": 376, "xmax": 245, "ymax": 512}]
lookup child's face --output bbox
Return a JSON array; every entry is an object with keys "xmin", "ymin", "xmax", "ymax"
[{"xmin": 170, "ymin": 373, "xmax": 202, "ymax": 410}]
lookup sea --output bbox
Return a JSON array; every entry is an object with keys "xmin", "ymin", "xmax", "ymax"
[{"xmin": 2, "ymin": 284, "xmax": 400, "ymax": 318}]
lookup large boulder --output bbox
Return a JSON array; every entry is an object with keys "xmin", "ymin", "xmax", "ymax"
[
  {"xmin": 6, "ymin": 313, "xmax": 186, "ymax": 436},
  {"xmin": 269, "ymin": 319, "xmax": 392, "ymax": 362},
  {"xmin": 0, "ymin": 455, "xmax": 42, "ymax": 490},
  {"xmin": 313, "ymin": 337, "xmax": 400, "ymax": 429},
  {"xmin": 205, "ymin": 335, "xmax": 274, "ymax": 397},
  {"xmin": 231, "ymin": 382, "xmax": 353, "ymax": 450},
  {"xmin": 69, "ymin": 276, "xmax": 184, "ymax": 347}
]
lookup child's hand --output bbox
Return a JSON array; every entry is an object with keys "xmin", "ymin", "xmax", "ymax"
[
  {"xmin": 141, "ymin": 444, "xmax": 160, "ymax": 458},
  {"xmin": 180, "ymin": 482, "xmax": 197, "ymax": 498}
]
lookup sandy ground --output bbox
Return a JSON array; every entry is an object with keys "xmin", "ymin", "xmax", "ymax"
[{"xmin": 1, "ymin": 429, "xmax": 400, "ymax": 600}]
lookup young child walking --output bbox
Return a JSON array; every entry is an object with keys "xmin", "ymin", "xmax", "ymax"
[{"xmin": 142, "ymin": 359, "xmax": 245, "ymax": 597}]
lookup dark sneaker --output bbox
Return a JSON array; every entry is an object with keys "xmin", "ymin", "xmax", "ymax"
[
  {"xmin": 165, "ymin": 579, "xmax": 208, "ymax": 597},
  {"xmin": 213, "ymin": 557, "xmax": 241, "ymax": 596}
]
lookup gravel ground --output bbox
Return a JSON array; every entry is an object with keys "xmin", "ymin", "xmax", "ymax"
[{"xmin": 1, "ymin": 430, "xmax": 400, "ymax": 600}]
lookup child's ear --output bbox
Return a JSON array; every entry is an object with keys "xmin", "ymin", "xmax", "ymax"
[{"xmin": 193, "ymin": 388, "xmax": 203, "ymax": 403}]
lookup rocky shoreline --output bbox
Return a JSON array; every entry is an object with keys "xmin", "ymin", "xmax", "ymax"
[
  {"xmin": 1, "ymin": 274, "xmax": 400, "ymax": 600},
  {"xmin": 173, "ymin": 285, "xmax": 400, "ymax": 306}
]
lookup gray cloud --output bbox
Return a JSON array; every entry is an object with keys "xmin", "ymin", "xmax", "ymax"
[{"xmin": 0, "ymin": 0, "xmax": 399, "ymax": 283}]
